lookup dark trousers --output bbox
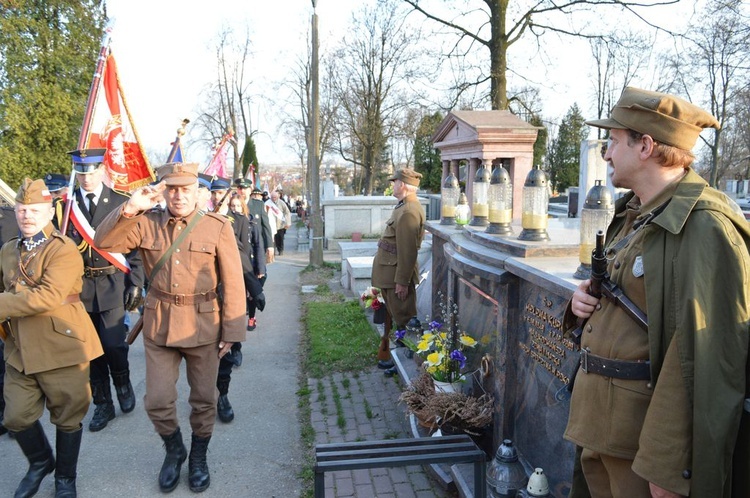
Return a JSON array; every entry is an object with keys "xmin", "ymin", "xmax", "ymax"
[
  {"xmin": 248, "ymin": 275, "xmax": 267, "ymax": 319},
  {"xmin": 88, "ymin": 307, "xmax": 130, "ymax": 383},
  {"xmin": 274, "ymin": 228, "xmax": 287, "ymax": 254}
]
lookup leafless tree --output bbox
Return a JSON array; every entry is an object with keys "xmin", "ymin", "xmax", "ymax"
[
  {"xmin": 331, "ymin": 0, "xmax": 427, "ymax": 195},
  {"xmin": 660, "ymin": 0, "xmax": 749, "ymax": 187},
  {"xmin": 402, "ymin": 0, "xmax": 680, "ymax": 111}
]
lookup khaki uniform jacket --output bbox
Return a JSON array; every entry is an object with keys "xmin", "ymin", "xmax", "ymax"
[
  {"xmin": 94, "ymin": 208, "xmax": 246, "ymax": 348},
  {"xmin": 565, "ymin": 169, "xmax": 750, "ymax": 497},
  {"xmin": 0, "ymin": 224, "xmax": 102, "ymax": 375}
]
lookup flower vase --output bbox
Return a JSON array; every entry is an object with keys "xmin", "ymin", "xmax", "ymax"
[
  {"xmin": 433, "ymin": 378, "xmax": 464, "ymax": 393},
  {"xmin": 373, "ymin": 306, "xmax": 386, "ymax": 324}
]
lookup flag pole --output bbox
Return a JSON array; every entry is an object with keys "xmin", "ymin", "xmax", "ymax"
[
  {"xmin": 200, "ymin": 128, "xmax": 235, "ymax": 174},
  {"xmin": 61, "ymin": 23, "xmax": 114, "ymax": 234},
  {"xmin": 166, "ymin": 118, "xmax": 190, "ymax": 163}
]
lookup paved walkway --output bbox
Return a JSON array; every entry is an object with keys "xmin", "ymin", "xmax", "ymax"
[{"xmin": 0, "ymin": 221, "xmax": 451, "ymax": 497}]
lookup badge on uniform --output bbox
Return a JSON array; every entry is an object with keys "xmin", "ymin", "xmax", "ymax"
[{"xmin": 632, "ymin": 255, "xmax": 644, "ymax": 277}]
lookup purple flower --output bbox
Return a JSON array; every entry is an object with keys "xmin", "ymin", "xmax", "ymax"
[
  {"xmin": 395, "ymin": 329, "xmax": 406, "ymax": 340},
  {"xmin": 428, "ymin": 320, "xmax": 442, "ymax": 331},
  {"xmin": 450, "ymin": 350, "xmax": 466, "ymax": 369}
]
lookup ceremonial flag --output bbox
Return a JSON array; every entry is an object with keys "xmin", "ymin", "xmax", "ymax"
[
  {"xmin": 83, "ymin": 50, "xmax": 155, "ymax": 192},
  {"xmin": 167, "ymin": 119, "xmax": 190, "ymax": 163},
  {"xmin": 203, "ymin": 133, "xmax": 233, "ymax": 178},
  {"xmin": 244, "ymin": 163, "xmax": 256, "ymax": 188}
]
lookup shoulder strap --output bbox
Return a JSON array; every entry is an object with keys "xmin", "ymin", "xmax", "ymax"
[{"xmin": 150, "ymin": 211, "xmax": 204, "ymax": 280}]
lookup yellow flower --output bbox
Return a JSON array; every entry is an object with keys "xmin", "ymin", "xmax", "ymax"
[
  {"xmin": 426, "ymin": 365, "xmax": 438, "ymax": 375},
  {"xmin": 421, "ymin": 332, "xmax": 435, "ymax": 343},
  {"xmin": 426, "ymin": 352, "xmax": 443, "ymax": 367},
  {"xmin": 439, "ymin": 332, "xmax": 448, "ymax": 341},
  {"xmin": 459, "ymin": 335, "xmax": 477, "ymax": 347},
  {"xmin": 416, "ymin": 340, "xmax": 431, "ymax": 353}
]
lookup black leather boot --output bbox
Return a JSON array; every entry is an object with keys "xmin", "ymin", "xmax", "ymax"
[
  {"xmin": 88, "ymin": 381, "xmax": 115, "ymax": 432},
  {"xmin": 111, "ymin": 369, "xmax": 136, "ymax": 413},
  {"xmin": 12, "ymin": 421, "xmax": 55, "ymax": 498},
  {"xmin": 188, "ymin": 434, "xmax": 211, "ymax": 492},
  {"xmin": 159, "ymin": 428, "xmax": 187, "ymax": 493},
  {"xmin": 216, "ymin": 379, "xmax": 234, "ymax": 423},
  {"xmin": 54, "ymin": 427, "xmax": 82, "ymax": 498}
]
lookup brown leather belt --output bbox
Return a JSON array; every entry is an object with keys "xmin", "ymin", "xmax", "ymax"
[
  {"xmin": 377, "ymin": 240, "xmax": 397, "ymax": 255},
  {"xmin": 63, "ymin": 294, "xmax": 81, "ymax": 305},
  {"xmin": 580, "ymin": 349, "xmax": 651, "ymax": 381},
  {"xmin": 83, "ymin": 265, "xmax": 118, "ymax": 278},
  {"xmin": 148, "ymin": 287, "xmax": 218, "ymax": 306}
]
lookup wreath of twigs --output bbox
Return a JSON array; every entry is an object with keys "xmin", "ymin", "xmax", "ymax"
[{"xmin": 399, "ymin": 371, "xmax": 494, "ymax": 435}]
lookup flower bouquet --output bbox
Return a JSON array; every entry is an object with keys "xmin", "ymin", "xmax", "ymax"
[{"xmin": 360, "ymin": 286, "xmax": 386, "ymax": 324}]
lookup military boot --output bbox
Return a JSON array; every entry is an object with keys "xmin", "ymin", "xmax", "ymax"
[
  {"xmin": 54, "ymin": 427, "xmax": 82, "ymax": 498},
  {"xmin": 188, "ymin": 434, "xmax": 211, "ymax": 492},
  {"xmin": 88, "ymin": 381, "xmax": 115, "ymax": 432},
  {"xmin": 12, "ymin": 421, "xmax": 55, "ymax": 498},
  {"xmin": 111, "ymin": 369, "xmax": 136, "ymax": 413},
  {"xmin": 216, "ymin": 379, "xmax": 234, "ymax": 423},
  {"xmin": 159, "ymin": 428, "xmax": 187, "ymax": 492}
]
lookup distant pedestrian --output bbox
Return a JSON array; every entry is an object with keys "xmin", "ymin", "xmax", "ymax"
[
  {"xmin": 270, "ymin": 190, "xmax": 291, "ymax": 256},
  {"xmin": 94, "ymin": 163, "xmax": 246, "ymax": 493},
  {"xmin": 3, "ymin": 179, "xmax": 103, "ymax": 497},
  {"xmin": 371, "ymin": 168, "xmax": 425, "ymax": 374}
]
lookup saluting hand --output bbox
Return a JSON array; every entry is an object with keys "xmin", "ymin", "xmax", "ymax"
[{"xmin": 124, "ymin": 182, "xmax": 166, "ymax": 215}]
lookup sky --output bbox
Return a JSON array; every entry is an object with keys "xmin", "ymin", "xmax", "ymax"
[{"xmin": 103, "ymin": 0, "xmax": 694, "ymax": 168}]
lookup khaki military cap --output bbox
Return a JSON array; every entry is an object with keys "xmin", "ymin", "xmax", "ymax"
[
  {"xmin": 587, "ymin": 87, "xmax": 720, "ymax": 151},
  {"xmin": 389, "ymin": 168, "xmax": 422, "ymax": 187},
  {"xmin": 157, "ymin": 162, "xmax": 199, "ymax": 186},
  {"xmin": 16, "ymin": 178, "xmax": 53, "ymax": 205}
]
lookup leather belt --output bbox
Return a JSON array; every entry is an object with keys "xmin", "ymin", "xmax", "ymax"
[
  {"xmin": 148, "ymin": 287, "xmax": 218, "ymax": 306},
  {"xmin": 377, "ymin": 240, "xmax": 397, "ymax": 255},
  {"xmin": 83, "ymin": 265, "xmax": 118, "ymax": 278},
  {"xmin": 580, "ymin": 349, "xmax": 651, "ymax": 381},
  {"xmin": 62, "ymin": 294, "xmax": 81, "ymax": 305}
]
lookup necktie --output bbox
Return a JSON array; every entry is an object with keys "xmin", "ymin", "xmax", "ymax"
[{"xmin": 86, "ymin": 193, "xmax": 97, "ymax": 218}]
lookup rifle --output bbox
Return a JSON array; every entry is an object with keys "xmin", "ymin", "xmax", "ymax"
[{"xmin": 126, "ymin": 316, "xmax": 143, "ymax": 345}]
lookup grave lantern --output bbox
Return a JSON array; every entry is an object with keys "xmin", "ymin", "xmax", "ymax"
[
  {"xmin": 440, "ymin": 172, "xmax": 460, "ymax": 225},
  {"xmin": 518, "ymin": 167, "xmax": 550, "ymax": 241},
  {"xmin": 486, "ymin": 164, "xmax": 513, "ymax": 235},
  {"xmin": 455, "ymin": 192, "xmax": 471, "ymax": 227},
  {"xmin": 469, "ymin": 162, "xmax": 490, "ymax": 227},
  {"xmin": 574, "ymin": 180, "xmax": 614, "ymax": 279},
  {"xmin": 486, "ymin": 439, "xmax": 528, "ymax": 498}
]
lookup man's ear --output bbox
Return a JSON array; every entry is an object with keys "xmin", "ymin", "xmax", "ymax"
[{"xmin": 639, "ymin": 134, "xmax": 656, "ymax": 160}]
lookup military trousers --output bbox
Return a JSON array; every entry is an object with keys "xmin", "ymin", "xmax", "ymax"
[
  {"xmin": 143, "ymin": 339, "xmax": 220, "ymax": 438},
  {"xmin": 580, "ymin": 447, "xmax": 651, "ymax": 498},
  {"xmin": 88, "ymin": 306, "xmax": 130, "ymax": 382},
  {"xmin": 3, "ymin": 362, "xmax": 90, "ymax": 432},
  {"xmin": 382, "ymin": 284, "xmax": 416, "ymax": 329}
]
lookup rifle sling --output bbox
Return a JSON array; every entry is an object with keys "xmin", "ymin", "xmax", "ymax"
[{"xmin": 149, "ymin": 211, "xmax": 204, "ymax": 280}]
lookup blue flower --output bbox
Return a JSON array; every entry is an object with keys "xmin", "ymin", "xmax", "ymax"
[
  {"xmin": 428, "ymin": 320, "xmax": 442, "ymax": 331},
  {"xmin": 449, "ymin": 350, "xmax": 467, "ymax": 369},
  {"xmin": 395, "ymin": 329, "xmax": 406, "ymax": 340}
]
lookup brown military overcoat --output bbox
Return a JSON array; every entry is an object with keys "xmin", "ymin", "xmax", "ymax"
[
  {"xmin": 371, "ymin": 193, "xmax": 425, "ymax": 325},
  {"xmin": 0, "ymin": 223, "xmax": 102, "ymax": 375},
  {"xmin": 94, "ymin": 207, "xmax": 246, "ymax": 347}
]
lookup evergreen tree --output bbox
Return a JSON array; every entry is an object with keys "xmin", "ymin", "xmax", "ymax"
[
  {"xmin": 241, "ymin": 134, "xmax": 259, "ymax": 185},
  {"xmin": 530, "ymin": 114, "xmax": 548, "ymax": 169},
  {"xmin": 413, "ymin": 112, "xmax": 443, "ymax": 192},
  {"xmin": 0, "ymin": 2, "xmax": 106, "ymax": 188},
  {"xmin": 546, "ymin": 104, "xmax": 588, "ymax": 193}
]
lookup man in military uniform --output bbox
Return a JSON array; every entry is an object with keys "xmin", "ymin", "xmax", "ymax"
[
  {"xmin": 243, "ymin": 183, "xmax": 273, "ymax": 329},
  {"xmin": 566, "ymin": 87, "xmax": 750, "ymax": 498},
  {"xmin": 371, "ymin": 168, "xmax": 425, "ymax": 373},
  {"xmin": 0, "ymin": 203, "xmax": 18, "ymax": 438},
  {"xmin": 58, "ymin": 148, "xmax": 145, "ymax": 433},
  {"xmin": 94, "ymin": 163, "xmax": 246, "ymax": 493},
  {"xmin": 3, "ymin": 179, "xmax": 103, "ymax": 497}
]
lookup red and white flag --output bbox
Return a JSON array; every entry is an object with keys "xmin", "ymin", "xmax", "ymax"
[{"xmin": 83, "ymin": 51, "xmax": 155, "ymax": 192}]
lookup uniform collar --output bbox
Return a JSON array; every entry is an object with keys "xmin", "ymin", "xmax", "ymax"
[{"xmin": 19, "ymin": 224, "xmax": 54, "ymax": 251}]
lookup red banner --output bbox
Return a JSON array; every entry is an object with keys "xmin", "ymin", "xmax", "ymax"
[{"xmin": 84, "ymin": 52, "xmax": 155, "ymax": 192}]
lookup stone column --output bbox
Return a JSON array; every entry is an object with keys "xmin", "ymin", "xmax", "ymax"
[
  {"xmin": 466, "ymin": 157, "xmax": 481, "ymax": 205},
  {"xmin": 441, "ymin": 159, "xmax": 450, "ymax": 182}
]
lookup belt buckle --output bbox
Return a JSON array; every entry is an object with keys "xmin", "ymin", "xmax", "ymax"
[
  {"xmin": 174, "ymin": 294, "xmax": 185, "ymax": 306},
  {"xmin": 580, "ymin": 348, "xmax": 590, "ymax": 374}
]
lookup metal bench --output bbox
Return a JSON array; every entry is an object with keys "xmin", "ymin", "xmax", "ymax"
[{"xmin": 314, "ymin": 435, "xmax": 486, "ymax": 498}]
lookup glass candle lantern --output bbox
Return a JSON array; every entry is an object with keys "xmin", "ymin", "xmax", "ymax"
[
  {"xmin": 455, "ymin": 192, "xmax": 471, "ymax": 227},
  {"xmin": 440, "ymin": 172, "xmax": 460, "ymax": 225},
  {"xmin": 573, "ymin": 180, "xmax": 614, "ymax": 279},
  {"xmin": 469, "ymin": 163, "xmax": 490, "ymax": 227},
  {"xmin": 518, "ymin": 167, "xmax": 550, "ymax": 241},
  {"xmin": 487, "ymin": 439, "xmax": 528, "ymax": 498},
  {"xmin": 486, "ymin": 165, "xmax": 513, "ymax": 235}
]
